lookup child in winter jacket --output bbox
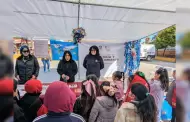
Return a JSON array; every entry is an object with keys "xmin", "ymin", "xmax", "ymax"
[
  {"xmin": 111, "ymin": 71, "xmax": 124, "ymax": 106},
  {"xmin": 89, "ymin": 81, "xmax": 118, "ymax": 122},
  {"xmin": 125, "ymin": 71, "xmax": 150, "ymax": 102},
  {"xmin": 115, "ymin": 83, "xmax": 157, "ymax": 122},
  {"xmin": 18, "ymin": 79, "xmax": 47, "ymax": 122},
  {"xmin": 73, "ymin": 75, "xmax": 101, "ymax": 121},
  {"xmin": 150, "ymin": 68, "xmax": 169, "ymax": 122}
]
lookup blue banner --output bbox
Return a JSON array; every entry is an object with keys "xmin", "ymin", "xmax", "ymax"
[{"xmin": 50, "ymin": 39, "xmax": 78, "ymax": 61}]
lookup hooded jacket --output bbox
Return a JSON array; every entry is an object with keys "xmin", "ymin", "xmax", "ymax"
[
  {"xmin": 33, "ymin": 81, "xmax": 85, "ymax": 122},
  {"xmin": 83, "ymin": 46, "xmax": 104, "ymax": 78},
  {"xmin": 18, "ymin": 79, "xmax": 43, "ymax": 122},
  {"xmin": 125, "ymin": 75, "xmax": 150, "ymax": 102},
  {"xmin": 57, "ymin": 51, "xmax": 78, "ymax": 82},
  {"xmin": 89, "ymin": 96, "xmax": 118, "ymax": 122},
  {"xmin": 15, "ymin": 46, "xmax": 40, "ymax": 84}
]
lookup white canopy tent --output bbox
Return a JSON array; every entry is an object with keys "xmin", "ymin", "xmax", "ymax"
[{"xmin": 0, "ymin": 0, "xmax": 175, "ymax": 42}]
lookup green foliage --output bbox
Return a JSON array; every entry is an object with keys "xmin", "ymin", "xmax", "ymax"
[
  {"xmin": 154, "ymin": 25, "xmax": 176, "ymax": 50},
  {"xmin": 180, "ymin": 31, "xmax": 190, "ymax": 48}
]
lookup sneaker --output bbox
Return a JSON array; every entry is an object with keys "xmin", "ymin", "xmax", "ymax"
[{"xmin": 48, "ymin": 69, "xmax": 50, "ymax": 72}]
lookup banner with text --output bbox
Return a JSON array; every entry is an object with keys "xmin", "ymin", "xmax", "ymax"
[{"xmin": 78, "ymin": 42, "xmax": 125, "ymax": 79}]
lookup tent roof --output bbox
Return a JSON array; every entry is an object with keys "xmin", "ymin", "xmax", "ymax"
[{"xmin": 1, "ymin": 0, "xmax": 175, "ymax": 42}]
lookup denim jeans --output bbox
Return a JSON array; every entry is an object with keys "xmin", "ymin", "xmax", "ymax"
[{"xmin": 42, "ymin": 60, "xmax": 50, "ymax": 72}]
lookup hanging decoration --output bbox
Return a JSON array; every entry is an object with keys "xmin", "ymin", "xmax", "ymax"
[
  {"xmin": 124, "ymin": 40, "xmax": 141, "ymax": 76},
  {"xmin": 72, "ymin": 27, "xmax": 86, "ymax": 44}
]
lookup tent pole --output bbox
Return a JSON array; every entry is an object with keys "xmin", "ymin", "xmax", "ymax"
[{"xmin": 78, "ymin": 0, "xmax": 81, "ymax": 28}]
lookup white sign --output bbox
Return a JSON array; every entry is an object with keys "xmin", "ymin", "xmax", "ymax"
[
  {"xmin": 78, "ymin": 42, "xmax": 125, "ymax": 79},
  {"xmin": 34, "ymin": 40, "xmax": 49, "ymax": 58}
]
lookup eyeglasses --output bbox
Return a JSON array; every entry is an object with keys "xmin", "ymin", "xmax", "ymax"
[{"xmin": 91, "ymin": 50, "xmax": 96, "ymax": 52}]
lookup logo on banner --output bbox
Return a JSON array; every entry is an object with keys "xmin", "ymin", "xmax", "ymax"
[{"xmin": 98, "ymin": 46, "xmax": 110, "ymax": 51}]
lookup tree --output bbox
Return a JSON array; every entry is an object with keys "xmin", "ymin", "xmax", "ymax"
[{"xmin": 154, "ymin": 25, "xmax": 176, "ymax": 56}]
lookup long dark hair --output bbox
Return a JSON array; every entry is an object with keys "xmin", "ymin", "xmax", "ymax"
[
  {"xmin": 62, "ymin": 51, "xmax": 73, "ymax": 62},
  {"xmin": 100, "ymin": 81, "xmax": 117, "ymax": 104},
  {"xmin": 89, "ymin": 45, "xmax": 100, "ymax": 56},
  {"xmin": 156, "ymin": 68, "xmax": 169, "ymax": 91},
  {"xmin": 80, "ymin": 75, "xmax": 100, "ymax": 119},
  {"xmin": 86, "ymin": 74, "xmax": 101, "ymax": 96},
  {"xmin": 131, "ymin": 83, "xmax": 157, "ymax": 122},
  {"xmin": 80, "ymin": 80, "xmax": 95, "ymax": 117},
  {"xmin": 136, "ymin": 71, "xmax": 150, "ymax": 91}
]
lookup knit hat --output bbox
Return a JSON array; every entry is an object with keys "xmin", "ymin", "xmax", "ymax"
[
  {"xmin": 25, "ymin": 79, "xmax": 42, "ymax": 94},
  {"xmin": 20, "ymin": 45, "xmax": 30, "ymax": 54},
  {"xmin": 0, "ymin": 78, "xmax": 13, "ymax": 95}
]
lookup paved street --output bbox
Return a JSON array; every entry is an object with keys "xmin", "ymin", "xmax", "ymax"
[{"xmin": 139, "ymin": 60, "xmax": 175, "ymax": 79}]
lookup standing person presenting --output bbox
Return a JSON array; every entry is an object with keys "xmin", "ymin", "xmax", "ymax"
[
  {"xmin": 57, "ymin": 51, "xmax": 78, "ymax": 82},
  {"xmin": 83, "ymin": 45, "xmax": 104, "ymax": 79},
  {"xmin": 15, "ymin": 45, "xmax": 40, "ymax": 84}
]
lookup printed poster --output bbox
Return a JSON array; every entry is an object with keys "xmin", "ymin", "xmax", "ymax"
[{"xmin": 50, "ymin": 39, "xmax": 78, "ymax": 61}]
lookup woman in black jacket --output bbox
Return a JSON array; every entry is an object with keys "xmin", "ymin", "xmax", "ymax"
[
  {"xmin": 57, "ymin": 51, "xmax": 78, "ymax": 82},
  {"xmin": 83, "ymin": 45, "xmax": 104, "ymax": 79},
  {"xmin": 15, "ymin": 46, "xmax": 40, "ymax": 84}
]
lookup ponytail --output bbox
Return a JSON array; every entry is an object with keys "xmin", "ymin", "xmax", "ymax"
[
  {"xmin": 132, "ymin": 94, "xmax": 157, "ymax": 122},
  {"xmin": 163, "ymin": 69, "xmax": 169, "ymax": 91},
  {"xmin": 156, "ymin": 68, "xmax": 169, "ymax": 91},
  {"xmin": 131, "ymin": 83, "xmax": 157, "ymax": 122}
]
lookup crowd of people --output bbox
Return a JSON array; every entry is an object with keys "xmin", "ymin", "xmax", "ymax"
[{"xmin": 1, "ymin": 45, "xmax": 187, "ymax": 122}]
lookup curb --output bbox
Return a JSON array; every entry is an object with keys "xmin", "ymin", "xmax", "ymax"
[{"xmin": 155, "ymin": 56, "xmax": 176, "ymax": 63}]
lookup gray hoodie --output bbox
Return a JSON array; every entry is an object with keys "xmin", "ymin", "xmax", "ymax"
[{"xmin": 89, "ymin": 96, "xmax": 118, "ymax": 122}]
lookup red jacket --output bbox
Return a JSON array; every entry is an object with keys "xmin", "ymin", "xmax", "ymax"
[
  {"xmin": 172, "ymin": 88, "xmax": 176, "ymax": 108},
  {"xmin": 125, "ymin": 75, "xmax": 149, "ymax": 102}
]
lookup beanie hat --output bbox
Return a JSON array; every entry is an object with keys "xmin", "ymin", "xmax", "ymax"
[
  {"xmin": 20, "ymin": 45, "xmax": 30, "ymax": 54},
  {"xmin": 25, "ymin": 79, "xmax": 42, "ymax": 94},
  {"xmin": 0, "ymin": 78, "xmax": 13, "ymax": 95}
]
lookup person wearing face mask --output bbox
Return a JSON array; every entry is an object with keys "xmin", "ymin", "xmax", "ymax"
[
  {"xmin": 88, "ymin": 81, "xmax": 118, "ymax": 122},
  {"xmin": 83, "ymin": 45, "xmax": 104, "ymax": 79},
  {"xmin": 57, "ymin": 51, "xmax": 78, "ymax": 82},
  {"xmin": 15, "ymin": 46, "xmax": 40, "ymax": 84}
]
